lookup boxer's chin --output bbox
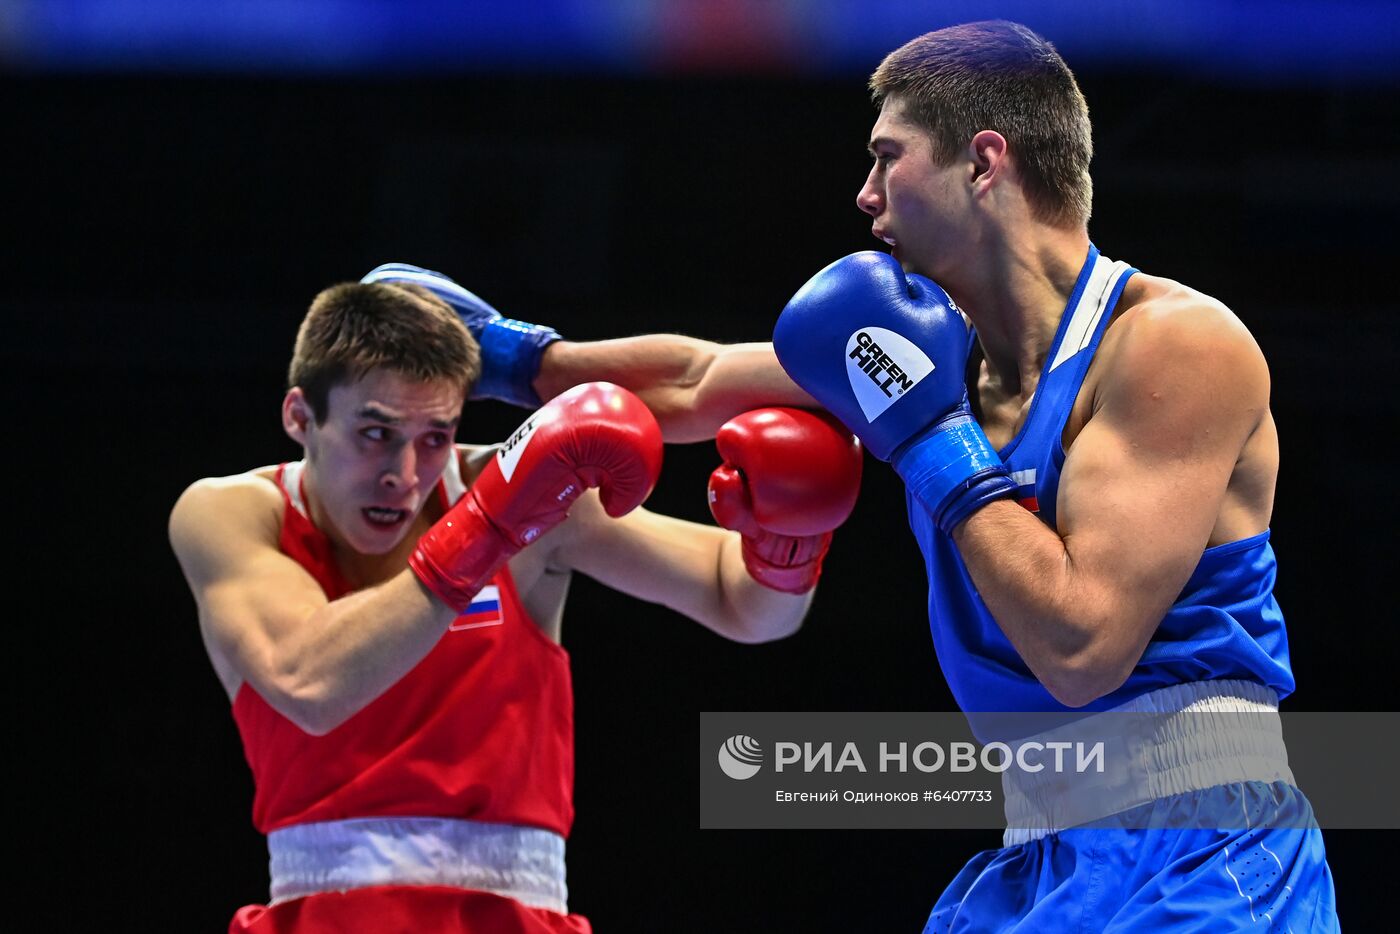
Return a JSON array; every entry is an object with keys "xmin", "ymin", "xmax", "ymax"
[{"xmin": 897, "ymin": 254, "xmax": 928, "ymax": 278}]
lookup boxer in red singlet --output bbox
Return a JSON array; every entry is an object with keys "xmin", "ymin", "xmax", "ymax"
[{"xmin": 168, "ymin": 282, "xmax": 862, "ymax": 932}]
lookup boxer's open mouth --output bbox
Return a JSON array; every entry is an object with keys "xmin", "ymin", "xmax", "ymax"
[{"xmin": 363, "ymin": 507, "xmax": 408, "ymax": 527}]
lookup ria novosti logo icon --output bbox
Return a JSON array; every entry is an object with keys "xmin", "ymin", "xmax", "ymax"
[{"xmin": 718, "ymin": 735, "xmax": 764, "ymax": 780}]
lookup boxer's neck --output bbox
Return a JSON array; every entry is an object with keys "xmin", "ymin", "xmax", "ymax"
[
  {"xmin": 333, "ymin": 511, "xmax": 436, "ymax": 591},
  {"xmin": 959, "ymin": 224, "xmax": 1089, "ymax": 400}
]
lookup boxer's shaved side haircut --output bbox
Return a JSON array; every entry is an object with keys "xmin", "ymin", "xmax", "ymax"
[
  {"xmin": 870, "ymin": 20, "xmax": 1093, "ymax": 228},
  {"xmin": 289, "ymin": 282, "xmax": 481, "ymax": 423}
]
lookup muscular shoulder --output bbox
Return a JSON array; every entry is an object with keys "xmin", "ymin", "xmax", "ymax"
[
  {"xmin": 168, "ymin": 468, "xmax": 284, "ymax": 575},
  {"xmin": 1093, "ymin": 274, "xmax": 1269, "ymax": 418}
]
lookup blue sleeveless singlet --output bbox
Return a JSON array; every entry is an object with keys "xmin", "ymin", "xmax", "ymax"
[{"xmin": 907, "ymin": 244, "xmax": 1294, "ymax": 720}]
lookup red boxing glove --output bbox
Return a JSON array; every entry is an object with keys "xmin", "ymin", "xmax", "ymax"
[
  {"xmin": 708, "ymin": 407, "xmax": 862, "ymax": 594},
  {"xmin": 410, "ymin": 382, "xmax": 663, "ymax": 611}
]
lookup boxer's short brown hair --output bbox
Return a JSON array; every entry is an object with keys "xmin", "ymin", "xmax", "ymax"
[
  {"xmin": 289, "ymin": 281, "xmax": 481, "ymax": 423},
  {"xmin": 870, "ymin": 20, "xmax": 1093, "ymax": 228}
]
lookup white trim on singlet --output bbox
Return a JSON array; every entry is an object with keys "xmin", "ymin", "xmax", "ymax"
[
  {"xmin": 1047, "ymin": 254, "xmax": 1134, "ymax": 373},
  {"xmin": 268, "ymin": 817, "xmax": 569, "ymax": 912},
  {"xmin": 281, "ymin": 461, "xmax": 309, "ymax": 517},
  {"xmin": 442, "ymin": 445, "xmax": 468, "ymax": 505}
]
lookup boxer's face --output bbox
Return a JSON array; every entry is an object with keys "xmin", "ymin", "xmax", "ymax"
[
  {"xmin": 857, "ymin": 98, "xmax": 969, "ymax": 283},
  {"xmin": 285, "ymin": 368, "xmax": 464, "ymax": 556}
]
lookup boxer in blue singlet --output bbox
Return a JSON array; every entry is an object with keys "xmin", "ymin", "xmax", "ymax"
[
  {"xmin": 902, "ymin": 246, "xmax": 1335, "ymax": 931},
  {"xmin": 767, "ymin": 22, "xmax": 1339, "ymax": 931},
  {"xmin": 383, "ymin": 20, "xmax": 1340, "ymax": 931}
]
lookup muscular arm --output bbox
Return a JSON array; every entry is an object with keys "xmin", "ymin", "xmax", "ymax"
[
  {"xmin": 535, "ymin": 337, "xmax": 815, "ymax": 443},
  {"xmin": 952, "ymin": 305, "xmax": 1271, "ymax": 707},
  {"xmin": 169, "ymin": 476, "xmax": 457, "ymax": 734},
  {"xmin": 547, "ymin": 492, "xmax": 812, "ymax": 643}
]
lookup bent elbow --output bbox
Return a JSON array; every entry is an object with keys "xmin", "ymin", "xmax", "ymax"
[
  {"xmin": 266, "ymin": 693, "xmax": 332, "ymax": 736},
  {"xmin": 287, "ymin": 704, "xmax": 341, "ymax": 737},
  {"xmin": 744, "ymin": 617, "xmax": 804, "ymax": 645},
  {"xmin": 260, "ymin": 672, "xmax": 350, "ymax": 736},
  {"xmin": 1042, "ymin": 678, "xmax": 1103, "ymax": 710},
  {"xmin": 284, "ymin": 697, "xmax": 359, "ymax": 736},
  {"xmin": 1041, "ymin": 648, "xmax": 1133, "ymax": 710},
  {"xmin": 721, "ymin": 610, "xmax": 805, "ymax": 645}
]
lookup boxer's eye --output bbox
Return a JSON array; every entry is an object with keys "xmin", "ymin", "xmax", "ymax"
[
  {"xmin": 423, "ymin": 432, "xmax": 451, "ymax": 448},
  {"xmin": 361, "ymin": 426, "xmax": 391, "ymax": 442}
]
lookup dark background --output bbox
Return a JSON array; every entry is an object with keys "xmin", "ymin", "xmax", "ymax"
[{"xmin": 6, "ymin": 66, "xmax": 1396, "ymax": 929}]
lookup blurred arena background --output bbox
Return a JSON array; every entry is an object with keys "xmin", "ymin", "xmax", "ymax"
[{"xmin": 4, "ymin": 1, "xmax": 1396, "ymax": 928}]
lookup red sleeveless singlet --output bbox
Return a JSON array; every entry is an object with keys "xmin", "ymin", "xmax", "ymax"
[{"xmin": 231, "ymin": 457, "xmax": 576, "ymax": 837}]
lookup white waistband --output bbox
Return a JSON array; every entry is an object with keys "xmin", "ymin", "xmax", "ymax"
[
  {"xmin": 267, "ymin": 817, "xmax": 568, "ymax": 912},
  {"xmin": 1001, "ymin": 679, "xmax": 1295, "ymax": 846}
]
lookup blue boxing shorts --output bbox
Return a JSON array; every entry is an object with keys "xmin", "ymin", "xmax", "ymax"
[
  {"xmin": 925, "ymin": 781, "xmax": 1337, "ymax": 932},
  {"xmin": 927, "ymin": 681, "xmax": 1339, "ymax": 932}
]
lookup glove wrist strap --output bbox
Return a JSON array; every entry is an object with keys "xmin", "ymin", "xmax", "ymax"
[
  {"xmin": 892, "ymin": 412, "xmax": 1016, "ymax": 534},
  {"xmin": 409, "ymin": 496, "xmax": 520, "ymax": 612},
  {"xmin": 475, "ymin": 319, "xmax": 561, "ymax": 408},
  {"xmin": 740, "ymin": 535, "xmax": 828, "ymax": 595}
]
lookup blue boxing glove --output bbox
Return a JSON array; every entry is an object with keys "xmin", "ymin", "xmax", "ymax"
[
  {"xmin": 361, "ymin": 263, "xmax": 560, "ymax": 408},
  {"xmin": 773, "ymin": 252, "xmax": 1016, "ymax": 534}
]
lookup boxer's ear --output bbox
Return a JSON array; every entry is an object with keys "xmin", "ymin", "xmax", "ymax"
[
  {"xmin": 283, "ymin": 387, "xmax": 313, "ymax": 445},
  {"xmin": 968, "ymin": 129, "xmax": 1008, "ymax": 189}
]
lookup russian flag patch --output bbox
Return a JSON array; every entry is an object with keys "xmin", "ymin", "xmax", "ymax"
[
  {"xmin": 1011, "ymin": 468, "xmax": 1039, "ymax": 514},
  {"xmin": 450, "ymin": 585, "xmax": 504, "ymax": 631}
]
